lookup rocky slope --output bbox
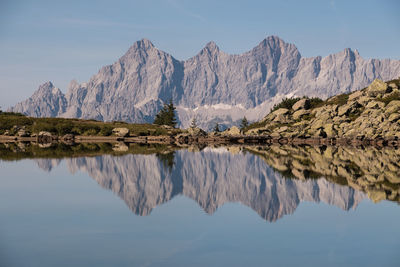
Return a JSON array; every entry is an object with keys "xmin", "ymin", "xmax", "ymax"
[
  {"xmin": 246, "ymin": 79, "xmax": 400, "ymax": 139},
  {"xmin": 9, "ymin": 36, "xmax": 400, "ymax": 129},
  {"xmin": 33, "ymin": 147, "xmax": 364, "ymax": 222}
]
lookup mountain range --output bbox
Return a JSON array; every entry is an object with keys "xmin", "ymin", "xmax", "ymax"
[{"xmin": 10, "ymin": 36, "xmax": 400, "ymax": 129}]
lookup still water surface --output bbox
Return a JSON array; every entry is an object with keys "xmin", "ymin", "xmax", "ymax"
[{"xmin": 0, "ymin": 144, "xmax": 399, "ymax": 266}]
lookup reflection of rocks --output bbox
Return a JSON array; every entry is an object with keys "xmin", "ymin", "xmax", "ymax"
[
  {"xmin": 247, "ymin": 145, "xmax": 400, "ymax": 203},
  {"xmin": 36, "ymin": 147, "xmax": 364, "ymax": 222}
]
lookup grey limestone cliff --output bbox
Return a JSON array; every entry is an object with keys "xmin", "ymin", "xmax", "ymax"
[{"xmin": 10, "ymin": 36, "xmax": 400, "ymax": 129}]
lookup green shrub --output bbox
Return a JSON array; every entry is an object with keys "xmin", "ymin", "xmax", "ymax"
[
  {"xmin": 56, "ymin": 122, "xmax": 74, "ymax": 135},
  {"xmin": 99, "ymin": 126, "xmax": 113, "ymax": 136},
  {"xmin": 308, "ymin": 97, "xmax": 324, "ymax": 109},
  {"xmin": 326, "ymin": 93, "xmax": 350, "ymax": 106},
  {"xmin": 271, "ymin": 97, "xmax": 301, "ymax": 112},
  {"xmin": 83, "ymin": 129, "xmax": 99, "ymax": 136}
]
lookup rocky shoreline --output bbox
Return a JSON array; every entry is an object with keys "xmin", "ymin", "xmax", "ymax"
[{"xmin": 1, "ymin": 133, "xmax": 399, "ymax": 148}]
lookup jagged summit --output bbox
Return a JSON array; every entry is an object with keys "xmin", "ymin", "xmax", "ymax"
[
  {"xmin": 203, "ymin": 41, "xmax": 219, "ymax": 51},
  {"xmin": 122, "ymin": 38, "xmax": 157, "ymax": 59},
  {"xmin": 9, "ymin": 36, "xmax": 400, "ymax": 129},
  {"xmin": 134, "ymin": 38, "xmax": 155, "ymax": 49}
]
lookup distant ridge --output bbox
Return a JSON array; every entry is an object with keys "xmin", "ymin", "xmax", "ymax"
[{"xmin": 10, "ymin": 36, "xmax": 400, "ymax": 129}]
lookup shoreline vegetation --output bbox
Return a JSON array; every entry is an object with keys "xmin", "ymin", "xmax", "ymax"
[{"xmin": 1, "ymin": 78, "xmax": 399, "ymax": 148}]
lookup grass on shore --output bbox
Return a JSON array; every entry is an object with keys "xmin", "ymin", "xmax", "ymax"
[{"xmin": 0, "ymin": 113, "xmax": 182, "ymax": 136}]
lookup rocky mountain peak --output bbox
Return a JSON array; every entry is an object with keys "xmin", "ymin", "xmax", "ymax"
[
  {"xmin": 122, "ymin": 38, "xmax": 157, "ymax": 59},
  {"xmin": 255, "ymin": 35, "xmax": 290, "ymax": 50},
  {"xmin": 199, "ymin": 41, "xmax": 220, "ymax": 57},
  {"xmin": 135, "ymin": 38, "xmax": 155, "ymax": 49},
  {"xmin": 36, "ymin": 81, "xmax": 54, "ymax": 93},
  {"xmin": 342, "ymin": 47, "xmax": 359, "ymax": 60}
]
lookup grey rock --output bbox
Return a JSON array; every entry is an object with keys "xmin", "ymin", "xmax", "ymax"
[
  {"xmin": 112, "ymin": 127, "xmax": 130, "ymax": 137},
  {"xmin": 9, "ymin": 37, "xmax": 400, "ymax": 129}
]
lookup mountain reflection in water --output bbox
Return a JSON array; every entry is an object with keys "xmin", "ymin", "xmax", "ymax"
[{"xmin": 2, "ymin": 142, "xmax": 399, "ymax": 222}]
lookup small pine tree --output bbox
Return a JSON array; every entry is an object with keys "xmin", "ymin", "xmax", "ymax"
[
  {"xmin": 213, "ymin": 122, "xmax": 220, "ymax": 132},
  {"xmin": 240, "ymin": 116, "xmax": 249, "ymax": 130},
  {"xmin": 166, "ymin": 99, "xmax": 177, "ymax": 127},
  {"xmin": 153, "ymin": 99, "xmax": 177, "ymax": 127},
  {"xmin": 190, "ymin": 117, "xmax": 198, "ymax": 128}
]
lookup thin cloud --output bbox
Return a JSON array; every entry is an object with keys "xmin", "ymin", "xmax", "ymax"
[
  {"xmin": 330, "ymin": 0, "xmax": 336, "ymax": 9},
  {"xmin": 167, "ymin": 0, "xmax": 207, "ymax": 22},
  {"xmin": 58, "ymin": 17, "xmax": 161, "ymax": 30}
]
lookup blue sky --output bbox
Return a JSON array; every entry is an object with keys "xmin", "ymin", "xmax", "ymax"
[{"xmin": 1, "ymin": 0, "xmax": 399, "ymax": 109}]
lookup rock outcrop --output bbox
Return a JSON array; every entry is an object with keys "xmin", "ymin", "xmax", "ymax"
[
  {"xmin": 246, "ymin": 79, "xmax": 400, "ymax": 139},
  {"xmin": 9, "ymin": 36, "xmax": 400, "ymax": 130}
]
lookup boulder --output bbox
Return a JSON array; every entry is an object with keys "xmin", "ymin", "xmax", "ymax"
[
  {"xmin": 348, "ymin": 90, "xmax": 363, "ymax": 101},
  {"xmin": 292, "ymin": 109, "xmax": 310, "ymax": 120},
  {"xmin": 17, "ymin": 129, "xmax": 30, "ymax": 137},
  {"xmin": 292, "ymin": 98, "xmax": 310, "ymax": 111},
  {"xmin": 367, "ymin": 190, "xmax": 386, "ymax": 203},
  {"xmin": 385, "ymin": 100, "xmax": 400, "ymax": 114},
  {"xmin": 365, "ymin": 101, "xmax": 385, "ymax": 109},
  {"xmin": 338, "ymin": 104, "xmax": 351, "ymax": 116},
  {"xmin": 112, "ymin": 127, "xmax": 130, "ymax": 137},
  {"xmin": 273, "ymin": 114, "xmax": 288, "ymax": 123},
  {"xmin": 188, "ymin": 127, "xmax": 207, "ymax": 136},
  {"xmin": 388, "ymin": 82, "xmax": 398, "ymax": 90},
  {"xmin": 272, "ymin": 108, "xmax": 290, "ymax": 116},
  {"xmin": 357, "ymin": 96, "xmax": 373, "ymax": 105},
  {"xmin": 314, "ymin": 128, "xmax": 327, "ymax": 138},
  {"xmin": 38, "ymin": 131, "xmax": 52, "ymax": 136},
  {"xmin": 365, "ymin": 79, "xmax": 390, "ymax": 96},
  {"xmin": 388, "ymin": 113, "xmax": 400, "ymax": 122},
  {"xmin": 323, "ymin": 123, "xmax": 336, "ymax": 137},
  {"xmin": 112, "ymin": 142, "xmax": 129, "ymax": 152},
  {"xmin": 338, "ymin": 101, "xmax": 361, "ymax": 116},
  {"xmin": 310, "ymin": 119, "xmax": 324, "ymax": 129},
  {"xmin": 276, "ymin": 126, "xmax": 288, "ymax": 133},
  {"xmin": 62, "ymin": 134, "xmax": 75, "ymax": 141},
  {"xmin": 222, "ymin": 126, "xmax": 241, "ymax": 136}
]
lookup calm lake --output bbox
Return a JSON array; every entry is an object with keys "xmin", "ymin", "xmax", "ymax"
[{"xmin": 0, "ymin": 143, "xmax": 399, "ymax": 267}]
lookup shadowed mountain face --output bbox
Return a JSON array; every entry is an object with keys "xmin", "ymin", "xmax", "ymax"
[
  {"xmin": 10, "ymin": 36, "xmax": 400, "ymax": 129},
  {"xmin": 33, "ymin": 147, "xmax": 364, "ymax": 222}
]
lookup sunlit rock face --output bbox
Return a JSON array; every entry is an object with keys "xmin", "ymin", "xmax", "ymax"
[
  {"xmin": 10, "ymin": 36, "xmax": 400, "ymax": 130},
  {"xmin": 35, "ymin": 147, "xmax": 364, "ymax": 222}
]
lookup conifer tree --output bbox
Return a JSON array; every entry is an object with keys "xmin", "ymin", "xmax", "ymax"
[
  {"xmin": 213, "ymin": 122, "xmax": 220, "ymax": 132},
  {"xmin": 240, "ymin": 116, "xmax": 249, "ymax": 130},
  {"xmin": 190, "ymin": 117, "xmax": 198, "ymax": 128},
  {"xmin": 153, "ymin": 99, "xmax": 177, "ymax": 127}
]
